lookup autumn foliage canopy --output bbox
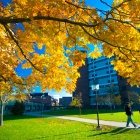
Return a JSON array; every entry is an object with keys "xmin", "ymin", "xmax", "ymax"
[{"xmin": 0, "ymin": 0, "xmax": 140, "ymax": 96}]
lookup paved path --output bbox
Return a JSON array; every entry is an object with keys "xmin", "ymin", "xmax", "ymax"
[{"xmin": 25, "ymin": 112, "xmax": 140, "ymax": 129}]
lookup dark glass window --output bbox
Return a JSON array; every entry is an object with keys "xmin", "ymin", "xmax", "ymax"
[
  {"xmin": 111, "ymin": 79, "xmax": 114, "ymax": 82},
  {"xmin": 110, "ymin": 70, "xmax": 113, "ymax": 73}
]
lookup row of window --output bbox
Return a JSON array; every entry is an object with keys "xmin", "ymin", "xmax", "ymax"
[
  {"xmin": 90, "ymin": 64, "xmax": 113, "ymax": 70},
  {"xmin": 91, "ymin": 73, "xmax": 96, "ymax": 77},
  {"xmin": 107, "ymin": 70, "xmax": 114, "ymax": 73},
  {"xmin": 89, "ymin": 83, "xmax": 117, "ymax": 89},
  {"xmin": 90, "ymin": 60, "xmax": 111, "ymax": 65},
  {"xmin": 91, "ymin": 70, "xmax": 114, "ymax": 77},
  {"xmin": 108, "ymin": 79, "xmax": 114, "ymax": 83},
  {"xmin": 90, "ymin": 85, "xmax": 127, "ymax": 91}
]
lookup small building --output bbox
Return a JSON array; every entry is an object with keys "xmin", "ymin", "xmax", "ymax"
[
  {"xmin": 29, "ymin": 92, "xmax": 51, "ymax": 110},
  {"xmin": 3, "ymin": 92, "xmax": 52, "ymax": 115}
]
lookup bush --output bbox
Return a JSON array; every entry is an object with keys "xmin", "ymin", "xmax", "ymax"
[{"xmin": 11, "ymin": 101, "xmax": 25, "ymax": 115}]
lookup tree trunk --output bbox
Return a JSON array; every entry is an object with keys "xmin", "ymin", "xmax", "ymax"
[
  {"xmin": 0, "ymin": 101, "xmax": 3, "ymax": 126},
  {"xmin": 79, "ymin": 107, "xmax": 81, "ymax": 115},
  {"xmin": 110, "ymin": 104, "xmax": 113, "ymax": 115}
]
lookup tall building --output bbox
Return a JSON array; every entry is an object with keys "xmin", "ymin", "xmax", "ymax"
[
  {"xmin": 73, "ymin": 59, "xmax": 90, "ymax": 108},
  {"xmin": 88, "ymin": 56, "xmax": 119, "ymax": 107},
  {"xmin": 74, "ymin": 55, "xmax": 140, "ymax": 108}
]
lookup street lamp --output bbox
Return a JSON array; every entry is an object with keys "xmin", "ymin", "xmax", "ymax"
[
  {"xmin": 91, "ymin": 80, "xmax": 102, "ymax": 130},
  {"xmin": 41, "ymin": 94, "xmax": 45, "ymax": 117}
]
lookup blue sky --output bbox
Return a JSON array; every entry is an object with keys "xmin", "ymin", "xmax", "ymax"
[
  {"xmin": 2, "ymin": 0, "xmax": 113, "ymax": 7},
  {"xmin": 85, "ymin": 0, "xmax": 112, "ymax": 9},
  {"xmin": 2, "ymin": 0, "xmax": 113, "ymax": 99}
]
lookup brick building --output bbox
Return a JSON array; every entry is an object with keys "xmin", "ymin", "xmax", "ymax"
[{"xmin": 73, "ymin": 59, "xmax": 90, "ymax": 108}]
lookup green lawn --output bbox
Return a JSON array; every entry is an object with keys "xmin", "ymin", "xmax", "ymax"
[
  {"xmin": 45, "ymin": 109, "xmax": 140, "ymax": 123},
  {"xmin": 0, "ymin": 115, "xmax": 140, "ymax": 140}
]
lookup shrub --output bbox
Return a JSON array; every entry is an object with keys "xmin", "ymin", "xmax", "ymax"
[{"xmin": 11, "ymin": 101, "xmax": 25, "ymax": 115}]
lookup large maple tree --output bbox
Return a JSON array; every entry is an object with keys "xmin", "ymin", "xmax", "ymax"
[{"xmin": 0, "ymin": 0, "xmax": 140, "ymax": 125}]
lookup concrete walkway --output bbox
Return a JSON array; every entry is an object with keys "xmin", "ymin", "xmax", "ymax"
[{"xmin": 25, "ymin": 112, "xmax": 140, "ymax": 129}]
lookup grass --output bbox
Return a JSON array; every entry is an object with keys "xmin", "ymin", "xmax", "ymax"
[
  {"xmin": 0, "ymin": 115, "xmax": 140, "ymax": 140},
  {"xmin": 45, "ymin": 109, "xmax": 140, "ymax": 123}
]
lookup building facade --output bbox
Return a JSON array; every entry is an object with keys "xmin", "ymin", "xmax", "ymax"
[
  {"xmin": 73, "ymin": 59, "xmax": 90, "ymax": 108},
  {"xmin": 30, "ymin": 93, "xmax": 51, "ymax": 110},
  {"xmin": 87, "ymin": 56, "xmax": 119, "ymax": 107},
  {"xmin": 74, "ymin": 55, "xmax": 140, "ymax": 108},
  {"xmin": 118, "ymin": 75, "xmax": 140, "ymax": 105},
  {"xmin": 59, "ymin": 97, "xmax": 72, "ymax": 107},
  {"xmin": 3, "ymin": 92, "xmax": 52, "ymax": 115}
]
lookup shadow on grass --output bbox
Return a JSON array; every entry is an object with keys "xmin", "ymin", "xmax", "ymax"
[
  {"xmin": 27, "ymin": 127, "xmax": 134, "ymax": 140},
  {"xmin": 88, "ymin": 127, "xmax": 133, "ymax": 137}
]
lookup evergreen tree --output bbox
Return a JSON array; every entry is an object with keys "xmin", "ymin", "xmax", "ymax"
[{"xmin": 11, "ymin": 101, "xmax": 25, "ymax": 115}]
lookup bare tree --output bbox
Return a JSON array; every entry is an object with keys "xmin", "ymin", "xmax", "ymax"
[
  {"xmin": 114, "ymin": 94, "xmax": 121, "ymax": 107},
  {"xmin": 127, "ymin": 91, "xmax": 140, "ymax": 105},
  {"xmin": 104, "ymin": 84, "xmax": 119, "ymax": 112}
]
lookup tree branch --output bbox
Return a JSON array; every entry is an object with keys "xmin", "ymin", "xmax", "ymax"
[
  {"xmin": 0, "ymin": 75, "xmax": 7, "ymax": 82},
  {"xmin": 0, "ymin": 16, "xmax": 100, "ymax": 27},
  {"xmin": 100, "ymin": 0, "xmax": 112, "ymax": 9},
  {"xmin": 80, "ymin": 25, "xmax": 140, "ymax": 54},
  {"xmin": 3, "ymin": 24, "xmax": 43, "ymax": 73}
]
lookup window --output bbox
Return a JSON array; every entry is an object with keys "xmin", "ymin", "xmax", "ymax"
[
  {"xmin": 94, "ymin": 66, "xmax": 96, "ymax": 68},
  {"xmin": 93, "ymin": 91, "xmax": 96, "ymax": 94},
  {"xmin": 110, "ymin": 70, "xmax": 113, "ymax": 73},
  {"xmin": 92, "ymin": 74, "xmax": 94, "ymax": 77},
  {"xmin": 91, "ymin": 66, "xmax": 93, "ymax": 69},
  {"xmin": 95, "ymin": 74, "xmax": 97, "ymax": 76},
  {"xmin": 111, "ymin": 79, "xmax": 114, "ymax": 82},
  {"xmin": 107, "ymin": 71, "xmax": 109, "ymax": 74},
  {"xmin": 108, "ymin": 80, "xmax": 110, "ymax": 83},
  {"xmin": 106, "ymin": 62, "xmax": 110, "ymax": 65},
  {"xmin": 73, "ymin": 92, "xmax": 76, "ymax": 96}
]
